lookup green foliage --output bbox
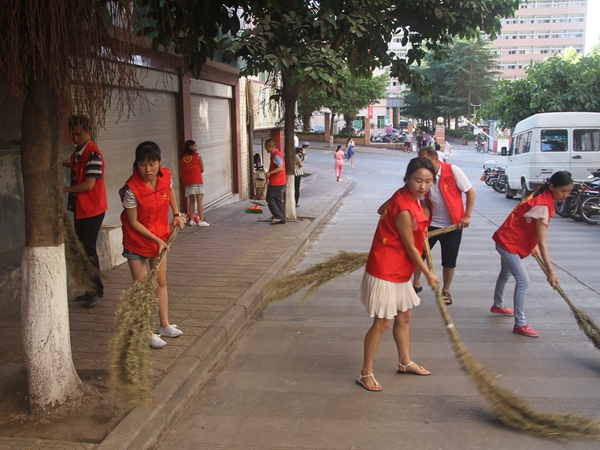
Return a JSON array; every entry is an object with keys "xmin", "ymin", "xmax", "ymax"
[
  {"xmin": 403, "ymin": 39, "xmax": 499, "ymax": 123},
  {"xmin": 483, "ymin": 52, "xmax": 600, "ymax": 128},
  {"xmin": 135, "ymin": 0, "xmax": 240, "ymax": 78}
]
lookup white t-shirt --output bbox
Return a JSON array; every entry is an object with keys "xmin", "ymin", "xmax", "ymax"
[{"xmin": 426, "ymin": 164, "xmax": 472, "ymax": 228}]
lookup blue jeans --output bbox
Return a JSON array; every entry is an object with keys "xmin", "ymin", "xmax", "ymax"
[{"xmin": 493, "ymin": 244, "xmax": 529, "ymax": 327}]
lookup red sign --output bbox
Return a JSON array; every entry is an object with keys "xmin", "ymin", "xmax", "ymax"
[{"xmin": 367, "ymin": 104, "xmax": 373, "ymax": 120}]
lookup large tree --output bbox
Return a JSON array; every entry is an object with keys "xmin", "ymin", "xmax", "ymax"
[
  {"xmin": 482, "ymin": 51, "xmax": 600, "ymax": 128},
  {"xmin": 234, "ymin": 0, "xmax": 519, "ymax": 219},
  {"xmin": 403, "ymin": 39, "xmax": 498, "ymax": 126},
  {"xmin": 0, "ymin": 0, "xmax": 236, "ymax": 414}
]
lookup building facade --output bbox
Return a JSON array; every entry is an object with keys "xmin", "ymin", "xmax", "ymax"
[{"xmin": 490, "ymin": 0, "xmax": 588, "ymax": 80}]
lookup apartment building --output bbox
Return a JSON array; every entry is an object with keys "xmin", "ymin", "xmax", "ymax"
[{"xmin": 490, "ymin": 0, "xmax": 588, "ymax": 80}]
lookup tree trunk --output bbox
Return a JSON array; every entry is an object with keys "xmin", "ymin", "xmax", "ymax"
[
  {"xmin": 20, "ymin": 73, "xmax": 82, "ymax": 414},
  {"xmin": 281, "ymin": 71, "xmax": 303, "ymax": 221}
]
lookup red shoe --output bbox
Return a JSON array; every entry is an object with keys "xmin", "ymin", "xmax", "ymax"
[
  {"xmin": 490, "ymin": 305, "xmax": 514, "ymax": 316},
  {"xmin": 513, "ymin": 324, "xmax": 539, "ymax": 338}
]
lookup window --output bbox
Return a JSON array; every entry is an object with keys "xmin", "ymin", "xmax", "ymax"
[
  {"xmin": 514, "ymin": 134, "xmax": 523, "ymax": 155},
  {"xmin": 541, "ymin": 129, "xmax": 567, "ymax": 152},
  {"xmin": 522, "ymin": 131, "xmax": 532, "ymax": 154},
  {"xmin": 377, "ymin": 116, "xmax": 386, "ymax": 128},
  {"xmin": 574, "ymin": 129, "xmax": 600, "ymax": 152}
]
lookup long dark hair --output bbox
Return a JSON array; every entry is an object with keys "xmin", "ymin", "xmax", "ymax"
[
  {"xmin": 133, "ymin": 141, "xmax": 163, "ymax": 177},
  {"xmin": 404, "ymin": 157, "xmax": 436, "ymax": 183},
  {"xmin": 532, "ymin": 170, "xmax": 572, "ymax": 197},
  {"xmin": 183, "ymin": 140, "xmax": 196, "ymax": 156}
]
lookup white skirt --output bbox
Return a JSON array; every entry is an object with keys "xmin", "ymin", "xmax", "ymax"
[
  {"xmin": 185, "ymin": 185, "xmax": 204, "ymax": 196},
  {"xmin": 358, "ymin": 272, "xmax": 421, "ymax": 319}
]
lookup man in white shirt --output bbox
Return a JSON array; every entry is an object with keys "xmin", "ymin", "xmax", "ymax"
[{"xmin": 413, "ymin": 147, "xmax": 475, "ymax": 305}]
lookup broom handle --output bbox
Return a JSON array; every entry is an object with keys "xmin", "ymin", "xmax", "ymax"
[
  {"xmin": 423, "ymin": 236, "xmax": 453, "ymax": 325},
  {"xmin": 428, "ymin": 224, "xmax": 458, "ymax": 238},
  {"xmin": 533, "ymin": 253, "xmax": 570, "ymax": 300},
  {"xmin": 150, "ymin": 225, "xmax": 181, "ymax": 274}
]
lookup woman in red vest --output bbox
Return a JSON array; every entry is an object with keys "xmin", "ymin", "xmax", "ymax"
[
  {"xmin": 357, "ymin": 157, "xmax": 440, "ymax": 392},
  {"xmin": 491, "ymin": 171, "xmax": 572, "ymax": 338},
  {"xmin": 121, "ymin": 142, "xmax": 186, "ymax": 349},
  {"xmin": 180, "ymin": 140, "xmax": 209, "ymax": 227}
]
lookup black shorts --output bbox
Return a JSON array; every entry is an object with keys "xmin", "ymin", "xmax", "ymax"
[
  {"xmin": 404, "ymin": 141, "xmax": 410, "ymax": 148},
  {"xmin": 428, "ymin": 226, "xmax": 463, "ymax": 269}
]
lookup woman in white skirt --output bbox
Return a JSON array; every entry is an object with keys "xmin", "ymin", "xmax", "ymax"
[{"xmin": 357, "ymin": 157, "xmax": 439, "ymax": 391}]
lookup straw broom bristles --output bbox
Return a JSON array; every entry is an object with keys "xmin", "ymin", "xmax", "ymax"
[
  {"xmin": 108, "ymin": 226, "xmax": 180, "ymax": 405},
  {"xmin": 533, "ymin": 254, "xmax": 600, "ymax": 351},
  {"xmin": 63, "ymin": 211, "xmax": 105, "ymax": 293},
  {"xmin": 424, "ymin": 239, "xmax": 600, "ymax": 440},
  {"xmin": 268, "ymin": 225, "xmax": 458, "ymax": 303}
]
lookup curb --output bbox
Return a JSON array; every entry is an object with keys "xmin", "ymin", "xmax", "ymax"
[{"xmin": 96, "ymin": 180, "xmax": 354, "ymax": 450}]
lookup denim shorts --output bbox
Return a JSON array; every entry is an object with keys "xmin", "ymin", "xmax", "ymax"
[{"xmin": 122, "ymin": 248, "xmax": 148, "ymax": 260}]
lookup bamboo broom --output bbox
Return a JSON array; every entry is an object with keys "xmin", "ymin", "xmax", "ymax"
[
  {"xmin": 424, "ymin": 238, "xmax": 600, "ymax": 440},
  {"xmin": 63, "ymin": 211, "xmax": 104, "ymax": 293},
  {"xmin": 108, "ymin": 225, "xmax": 180, "ymax": 405},
  {"xmin": 533, "ymin": 253, "xmax": 600, "ymax": 351},
  {"xmin": 267, "ymin": 225, "xmax": 458, "ymax": 303}
]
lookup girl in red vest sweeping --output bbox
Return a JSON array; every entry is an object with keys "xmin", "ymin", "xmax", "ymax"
[
  {"xmin": 180, "ymin": 140, "xmax": 209, "ymax": 227},
  {"xmin": 491, "ymin": 171, "xmax": 572, "ymax": 338},
  {"xmin": 121, "ymin": 142, "xmax": 187, "ymax": 349},
  {"xmin": 357, "ymin": 157, "xmax": 440, "ymax": 391}
]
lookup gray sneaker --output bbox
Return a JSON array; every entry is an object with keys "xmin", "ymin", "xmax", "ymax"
[
  {"xmin": 158, "ymin": 324, "xmax": 183, "ymax": 337},
  {"xmin": 150, "ymin": 333, "xmax": 167, "ymax": 349}
]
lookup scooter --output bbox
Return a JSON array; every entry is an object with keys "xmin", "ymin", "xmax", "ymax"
[{"xmin": 295, "ymin": 141, "xmax": 309, "ymax": 161}]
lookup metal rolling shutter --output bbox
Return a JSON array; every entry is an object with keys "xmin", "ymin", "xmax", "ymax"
[
  {"xmin": 95, "ymin": 91, "xmax": 178, "ymax": 227},
  {"xmin": 190, "ymin": 94, "xmax": 232, "ymax": 205}
]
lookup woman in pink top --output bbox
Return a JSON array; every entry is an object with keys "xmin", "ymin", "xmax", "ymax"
[{"xmin": 334, "ymin": 145, "xmax": 345, "ymax": 181}]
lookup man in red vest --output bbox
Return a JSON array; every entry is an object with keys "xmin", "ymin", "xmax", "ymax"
[
  {"xmin": 264, "ymin": 138, "xmax": 286, "ymax": 224},
  {"xmin": 413, "ymin": 146, "xmax": 475, "ymax": 305},
  {"xmin": 62, "ymin": 115, "xmax": 108, "ymax": 308}
]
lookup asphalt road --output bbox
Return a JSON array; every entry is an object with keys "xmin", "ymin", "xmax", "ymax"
[{"xmin": 155, "ymin": 143, "xmax": 600, "ymax": 450}]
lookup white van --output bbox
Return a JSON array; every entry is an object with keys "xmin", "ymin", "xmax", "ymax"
[{"xmin": 504, "ymin": 112, "xmax": 600, "ymax": 199}]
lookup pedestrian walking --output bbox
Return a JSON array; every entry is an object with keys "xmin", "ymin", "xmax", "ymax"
[
  {"xmin": 294, "ymin": 152, "xmax": 303, "ymax": 207},
  {"xmin": 120, "ymin": 141, "xmax": 187, "ymax": 349},
  {"xmin": 264, "ymin": 139, "xmax": 286, "ymax": 224},
  {"xmin": 491, "ymin": 171, "xmax": 572, "ymax": 338},
  {"xmin": 180, "ymin": 140, "xmax": 209, "ymax": 227},
  {"xmin": 357, "ymin": 157, "xmax": 440, "ymax": 391},
  {"xmin": 412, "ymin": 146, "xmax": 475, "ymax": 305},
  {"xmin": 62, "ymin": 115, "xmax": 107, "ymax": 309},
  {"xmin": 345, "ymin": 137, "xmax": 355, "ymax": 167},
  {"xmin": 334, "ymin": 145, "xmax": 345, "ymax": 181}
]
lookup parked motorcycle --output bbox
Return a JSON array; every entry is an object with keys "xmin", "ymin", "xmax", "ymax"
[
  {"xmin": 295, "ymin": 141, "xmax": 309, "ymax": 161},
  {"xmin": 491, "ymin": 167, "xmax": 507, "ymax": 193}
]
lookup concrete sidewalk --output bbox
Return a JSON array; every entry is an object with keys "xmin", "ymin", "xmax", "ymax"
[{"xmin": 0, "ymin": 157, "xmax": 352, "ymax": 450}]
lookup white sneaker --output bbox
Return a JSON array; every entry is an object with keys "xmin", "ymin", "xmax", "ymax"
[
  {"xmin": 159, "ymin": 324, "xmax": 183, "ymax": 337},
  {"xmin": 187, "ymin": 219, "xmax": 196, "ymax": 226},
  {"xmin": 150, "ymin": 333, "xmax": 167, "ymax": 349},
  {"xmin": 197, "ymin": 221, "xmax": 210, "ymax": 227}
]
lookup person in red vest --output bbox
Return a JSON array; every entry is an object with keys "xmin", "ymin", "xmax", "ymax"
[
  {"xmin": 62, "ymin": 115, "xmax": 107, "ymax": 309},
  {"xmin": 412, "ymin": 146, "xmax": 475, "ymax": 305},
  {"xmin": 264, "ymin": 138, "xmax": 286, "ymax": 224},
  {"xmin": 180, "ymin": 139, "xmax": 209, "ymax": 227},
  {"xmin": 491, "ymin": 171, "xmax": 572, "ymax": 338},
  {"xmin": 357, "ymin": 157, "xmax": 440, "ymax": 392},
  {"xmin": 120, "ymin": 141, "xmax": 186, "ymax": 349}
]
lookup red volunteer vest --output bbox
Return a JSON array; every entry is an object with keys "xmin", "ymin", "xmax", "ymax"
[
  {"xmin": 180, "ymin": 153, "xmax": 203, "ymax": 187},
  {"xmin": 366, "ymin": 186, "xmax": 429, "ymax": 282},
  {"xmin": 269, "ymin": 150, "xmax": 287, "ymax": 186},
  {"xmin": 121, "ymin": 168, "xmax": 172, "ymax": 258},
  {"xmin": 426, "ymin": 162, "xmax": 465, "ymax": 225},
  {"xmin": 492, "ymin": 190, "xmax": 555, "ymax": 258},
  {"xmin": 70, "ymin": 140, "xmax": 107, "ymax": 219}
]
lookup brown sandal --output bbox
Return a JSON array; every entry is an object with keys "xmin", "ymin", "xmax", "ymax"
[{"xmin": 442, "ymin": 292, "xmax": 452, "ymax": 305}]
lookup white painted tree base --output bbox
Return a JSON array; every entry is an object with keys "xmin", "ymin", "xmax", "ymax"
[
  {"xmin": 21, "ymin": 245, "xmax": 82, "ymax": 413},
  {"xmin": 285, "ymin": 174, "xmax": 297, "ymax": 220}
]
